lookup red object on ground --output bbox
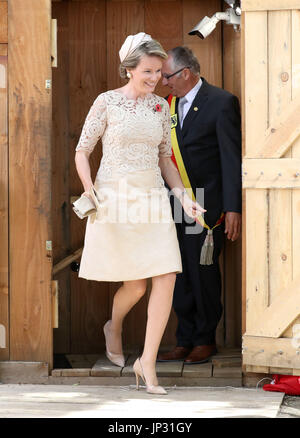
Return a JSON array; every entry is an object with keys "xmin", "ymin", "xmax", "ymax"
[{"xmin": 263, "ymin": 374, "xmax": 300, "ymax": 395}]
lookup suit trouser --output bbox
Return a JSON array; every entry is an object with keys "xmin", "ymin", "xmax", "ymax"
[{"xmin": 173, "ymin": 221, "xmax": 224, "ymax": 347}]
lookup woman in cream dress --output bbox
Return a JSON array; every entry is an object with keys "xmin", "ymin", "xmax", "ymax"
[{"xmin": 75, "ymin": 33, "xmax": 205, "ymax": 394}]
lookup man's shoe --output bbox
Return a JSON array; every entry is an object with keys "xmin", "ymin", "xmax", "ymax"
[
  {"xmin": 184, "ymin": 345, "xmax": 217, "ymax": 364},
  {"xmin": 156, "ymin": 346, "xmax": 192, "ymax": 362}
]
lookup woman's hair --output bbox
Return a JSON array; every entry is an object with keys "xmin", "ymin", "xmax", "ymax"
[
  {"xmin": 119, "ymin": 39, "xmax": 168, "ymax": 79},
  {"xmin": 167, "ymin": 46, "xmax": 200, "ymax": 76}
]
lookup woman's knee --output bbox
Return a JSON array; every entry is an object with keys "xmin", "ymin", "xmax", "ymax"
[
  {"xmin": 124, "ymin": 279, "xmax": 147, "ymax": 298},
  {"xmin": 154, "ymin": 272, "xmax": 176, "ymax": 288}
]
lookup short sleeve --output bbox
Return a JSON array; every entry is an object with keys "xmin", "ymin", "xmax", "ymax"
[
  {"xmin": 158, "ymin": 99, "xmax": 172, "ymax": 158},
  {"xmin": 75, "ymin": 93, "xmax": 107, "ymax": 155}
]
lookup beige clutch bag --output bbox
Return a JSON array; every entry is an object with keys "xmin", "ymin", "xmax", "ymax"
[{"xmin": 72, "ymin": 188, "xmax": 98, "ymax": 219}]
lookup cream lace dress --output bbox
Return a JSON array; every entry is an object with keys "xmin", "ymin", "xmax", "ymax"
[{"xmin": 75, "ymin": 90, "xmax": 182, "ymax": 281}]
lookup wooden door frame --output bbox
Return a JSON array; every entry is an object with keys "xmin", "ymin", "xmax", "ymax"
[
  {"xmin": 8, "ymin": 0, "xmax": 53, "ymax": 369},
  {"xmin": 0, "ymin": 0, "xmax": 9, "ymax": 360}
]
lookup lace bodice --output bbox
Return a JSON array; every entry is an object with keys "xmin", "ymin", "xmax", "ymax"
[{"xmin": 75, "ymin": 90, "xmax": 172, "ymax": 186}]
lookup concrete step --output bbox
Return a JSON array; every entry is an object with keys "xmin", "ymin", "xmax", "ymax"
[{"xmin": 50, "ymin": 350, "xmax": 242, "ymax": 386}]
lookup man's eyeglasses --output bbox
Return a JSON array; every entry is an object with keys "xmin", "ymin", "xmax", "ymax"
[{"xmin": 162, "ymin": 66, "xmax": 190, "ymax": 80}]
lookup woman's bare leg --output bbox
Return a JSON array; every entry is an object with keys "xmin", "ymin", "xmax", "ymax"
[
  {"xmin": 139, "ymin": 272, "xmax": 176, "ymax": 385},
  {"xmin": 105, "ymin": 279, "xmax": 147, "ymax": 354}
]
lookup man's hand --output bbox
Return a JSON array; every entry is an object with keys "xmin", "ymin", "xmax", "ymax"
[{"xmin": 224, "ymin": 212, "xmax": 241, "ymax": 241}]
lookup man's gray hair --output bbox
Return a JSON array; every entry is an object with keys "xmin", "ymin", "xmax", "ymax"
[{"xmin": 168, "ymin": 46, "xmax": 200, "ymax": 76}]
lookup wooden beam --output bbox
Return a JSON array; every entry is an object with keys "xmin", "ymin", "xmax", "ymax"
[
  {"xmin": 245, "ymin": 190, "xmax": 269, "ymax": 334},
  {"xmin": 242, "ymin": 158, "xmax": 300, "ymax": 188},
  {"xmin": 0, "ymin": 324, "xmax": 5, "ymax": 348},
  {"xmin": 8, "ymin": 0, "xmax": 53, "ymax": 366},
  {"xmin": 291, "ymin": 10, "xmax": 300, "ymax": 308},
  {"xmin": 268, "ymin": 10, "xmax": 293, "ymax": 311},
  {"xmin": 52, "ymin": 0, "xmax": 71, "ymax": 355},
  {"xmin": 51, "ymin": 19, "xmax": 57, "ymax": 68},
  {"xmin": 0, "ymin": 2, "xmax": 7, "ymax": 44},
  {"xmin": 53, "ymin": 248, "xmax": 83, "ymax": 276},
  {"xmin": 243, "ymin": 336, "xmax": 300, "ymax": 369},
  {"xmin": 51, "ymin": 280, "xmax": 59, "ymax": 329},
  {"xmin": 241, "ymin": 9, "xmax": 247, "ymax": 339},
  {"xmin": 242, "ymin": 0, "xmax": 300, "ymax": 11},
  {"xmin": 0, "ymin": 44, "xmax": 8, "ymax": 360},
  {"xmin": 0, "ymin": 361, "xmax": 49, "ymax": 383},
  {"xmin": 244, "ymin": 11, "xmax": 268, "ymax": 157},
  {"xmin": 246, "ymin": 99, "xmax": 300, "ymax": 159},
  {"xmin": 245, "ymin": 274, "xmax": 300, "ymax": 338}
]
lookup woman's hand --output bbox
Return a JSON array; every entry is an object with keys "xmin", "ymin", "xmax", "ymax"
[
  {"xmin": 82, "ymin": 190, "xmax": 93, "ymax": 200},
  {"xmin": 180, "ymin": 190, "xmax": 206, "ymax": 220}
]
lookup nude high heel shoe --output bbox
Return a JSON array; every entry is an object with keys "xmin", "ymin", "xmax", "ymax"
[
  {"xmin": 133, "ymin": 358, "xmax": 167, "ymax": 395},
  {"xmin": 103, "ymin": 320, "xmax": 125, "ymax": 368}
]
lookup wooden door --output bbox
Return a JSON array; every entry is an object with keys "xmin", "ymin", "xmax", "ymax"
[
  {"xmin": 8, "ymin": 0, "xmax": 53, "ymax": 367},
  {"xmin": 242, "ymin": 0, "xmax": 300, "ymax": 374},
  {"xmin": 0, "ymin": 0, "xmax": 8, "ymax": 359},
  {"xmin": 52, "ymin": 0, "xmax": 243, "ymax": 354}
]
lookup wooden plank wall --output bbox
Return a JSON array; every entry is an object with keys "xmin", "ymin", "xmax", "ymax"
[
  {"xmin": 243, "ymin": 8, "xmax": 296, "ymax": 334},
  {"xmin": 289, "ymin": 9, "xmax": 300, "ymax": 336},
  {"xmin": 242, "ymin": 7, "xmax": 300, "ymax": 374},
  {"xmin": 222, "ymin": 8, "xmax": 242, "ymax": 347},
  {"xmin": 0, "ymin": 0, "xmax": 8, "ymax": 360},
  {"xmin": 52, "ymin": 0, "xmax": 242, "ymax": 354},
  {"xmin": 8, "ymin": 0, "xmax": 53, "ymax": 365}
]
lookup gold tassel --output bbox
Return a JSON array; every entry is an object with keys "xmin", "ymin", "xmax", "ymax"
[{"xmin": 200, "ymin": 229, "xmax": 214, "ymax": 265}]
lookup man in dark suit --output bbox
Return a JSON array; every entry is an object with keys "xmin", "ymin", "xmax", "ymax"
[{"xmin": 157, "ymin": 46, "xmax": 241, "ymax": 364}]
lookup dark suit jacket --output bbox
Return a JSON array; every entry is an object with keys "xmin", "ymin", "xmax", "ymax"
[{"xmin": 169, "ymin": 77, "xmax": 242, "ymax": 229}]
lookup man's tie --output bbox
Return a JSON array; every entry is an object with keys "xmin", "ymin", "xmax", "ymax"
[{"xmin": 178, "ymin": 97, "xmax": 187, "ymax": 128}]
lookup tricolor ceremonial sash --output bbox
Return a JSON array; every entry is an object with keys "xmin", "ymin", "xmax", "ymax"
[{"xmin": 167, "ymin": 94, "xmax": 224, "ymax": 265}]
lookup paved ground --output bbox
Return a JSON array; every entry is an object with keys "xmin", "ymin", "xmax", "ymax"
[
  {"xmin": 277, "ymin": 395, "xmax": 300, "ymax": 418},
  {"xmin": 0, "ymin": 384, "xmax": 292, "ymax": 418}
]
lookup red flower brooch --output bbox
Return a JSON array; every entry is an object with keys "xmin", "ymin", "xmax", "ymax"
[{"xmin": 154, "ymin": 103, "xmax": 162, "ymax": 113}]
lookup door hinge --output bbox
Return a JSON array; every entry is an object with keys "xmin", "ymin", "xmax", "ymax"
[{"xmin": 45, "ymin": 79, "xmax": 51, "ymax": 90}]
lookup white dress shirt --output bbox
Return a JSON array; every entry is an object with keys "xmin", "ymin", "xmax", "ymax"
[{"xmin": 178, "ymin": 78, "xmax": 203, "ymax": 127}]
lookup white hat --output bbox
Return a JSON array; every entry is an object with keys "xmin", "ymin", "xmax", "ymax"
[{"xmin": 119, "ymin": 32, "xmax": 152, "ymax": 62}]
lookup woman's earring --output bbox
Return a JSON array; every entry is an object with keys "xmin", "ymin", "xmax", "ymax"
[{"xmin": 127, "ymin": 71, "xmax": 131, "ymax": 79}]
